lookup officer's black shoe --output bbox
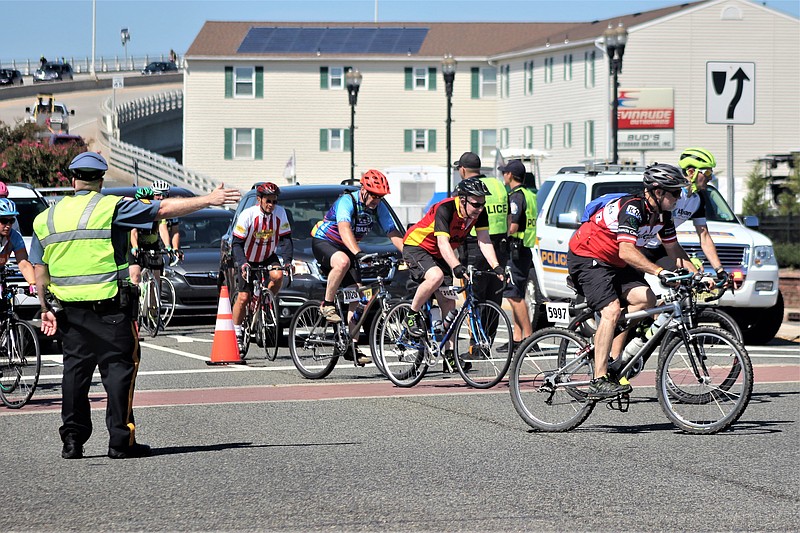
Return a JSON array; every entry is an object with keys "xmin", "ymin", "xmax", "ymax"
[
  {"xmin": 61, "ymin": 437, "xmax": 84, "ymax": 460},
  {"xmin": 108, "ymin": 442, "xmax": 152, "ymax": 459}
]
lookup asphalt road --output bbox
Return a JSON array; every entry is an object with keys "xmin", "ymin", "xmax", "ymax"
[{"xmin": 1, "ymin": 319, "xmax": 798, "ymax": 531}]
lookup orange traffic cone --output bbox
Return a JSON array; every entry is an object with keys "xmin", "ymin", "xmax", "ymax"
[{"xmin": 206, "ymin": 285, "xmax": 245, "ymax": 365}]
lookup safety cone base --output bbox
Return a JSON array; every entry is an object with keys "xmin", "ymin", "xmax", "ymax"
[{"xmin": 207, "ymin": 285, "xmax": 245, "ymax": 365}]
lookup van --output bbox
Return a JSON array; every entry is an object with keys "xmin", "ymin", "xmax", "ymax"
[{"xmin": 529, "ymin": 163, "xmax": 783, "ymax": 344}]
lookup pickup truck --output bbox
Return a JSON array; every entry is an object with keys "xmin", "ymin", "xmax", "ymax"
[
  {"xmin": 24, "ymin": 93, "xmax": 74, "ymax": 134},
  {"xmin": 527, "ymin": 163, "xmax": 783, "ymax": 344}
]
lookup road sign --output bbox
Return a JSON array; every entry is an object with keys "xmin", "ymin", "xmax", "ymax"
[
  {"xmin": 112, "ymin": 76, "xmax": 124, "ymax": 89},
  {"xmin": 706, "ymin": 62, "xmax": 755, "ymax": 124}
]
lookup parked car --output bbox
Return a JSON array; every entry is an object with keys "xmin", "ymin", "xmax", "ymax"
[
  {"xmin": 141, "ymin": 61, "xmax": 178, "ymax": 75},
  {"xmin": 219, "ymin": 183, "xmax": 409, "ymax": 328},
  {"xmin": 32, "ymin": 62, "xmax": 74, "ymax": 83},
  {"xmin": 0, "ymin": 69, "xmax": 24, "ymax": 86},
  {"xmin": 48, "ymin": 133, "xmax": 85, "ymax": 147},
  {"xmin": 101, "ymin": 185, "xmax": 196, "ymax": 199}
]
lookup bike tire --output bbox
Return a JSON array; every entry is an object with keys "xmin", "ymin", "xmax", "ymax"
[
  {"xmin": 159, "ymin": 277, "xmax": 176, "ymax": 328},
  {"xmin": 508, "ymin": 327, "xmax": 595, "ymax": 432},
  {"xmin": 137, "ymin": 271, "xmax": 160, "ymax": 338},
  {"xmin": 376, "ymin": 301, "xmax": 428, "ymax": 387},
  {"xmin": 368, "ymin": 298, "xmax": 402, "ymax": 377},
  {"xmin": 689, "ymin": 308, "xmax": 743, "ymax": 342},
  {"xmin": 0, "ymin": 319, "xmax": 42, "ymax": 409},
  {"xmin": 262, "ymin": 291, "xmax": 280, "ymax": 361},
  {"xmin": 453, "ymin": 300, "xmax": 514, "ymax": 389},
  {"xmin": 288, "ymin": 301, "xmax": 339, "ymax": 379},
  {"xmin": 656, "ymin": 326, "xmax": 753, "ymax": 434},
  {"xmin": 240, "ymin": 298, "xmax": 255, "ymax": 359}
]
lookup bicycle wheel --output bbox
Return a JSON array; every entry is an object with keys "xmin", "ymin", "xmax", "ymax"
[
  {"xmin": 289, "ymin": 301, "xmax": 339, "ymax": 379},
  {"xmin": 453, "ymin": 301, "xmax": 514, "ymax": 388},
  {"xmin": 376, "ymin": 301, "xmax": 428, "ymax": 387},
  {"xmin": 239, "ymin": 298, "xmax": 254, "ymax": 359},
  {"xmin": 261, "ymin": 291, "xmax": 279, "ymax": 361},
  {"xmin": 137, "ymin": 272, "xmax": 159, "ymax": 338},
  {"xmin": 691, "ymin": 308, "xmax": 743, "ymax": 342},
  {"xmin": 368, "ymin": 298, "xmax": 401, "ymax": 377},
  {"xmin": 509, "ymin": 327, "xmax": 595, "ymax": 432},
  {"xmin": 0, "ymin": 320, "xmax": 42, "ymax": 409},
  {"xmin": 656, "ymin": 327, "xmax": 753, "ymax": 434},
  {"xmin": 566, "ymin": 307, "xmax": 598, "ymax": 340},
  {"xmin": 159, "ymin": 277, "xmax": 176, "ymax": 328}
]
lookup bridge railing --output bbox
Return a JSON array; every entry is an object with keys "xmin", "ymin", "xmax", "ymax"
[{"xmin": 1, "ymin": 55, "xmax": 182, "ymax": 75}]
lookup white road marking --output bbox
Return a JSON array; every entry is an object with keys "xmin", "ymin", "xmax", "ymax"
[{"xmin": 164, "ymin": 335, "xmax": 212, "ymax": 343}]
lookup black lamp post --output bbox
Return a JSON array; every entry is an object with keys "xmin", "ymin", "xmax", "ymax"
[
  {"xmin": 120, "ymin": 28, "xmax": 131, "ymax": 70},
  {"xmin": 604, "ymin": 22, "xmax": 628, "ymax": 164},
  {"xmin": 442, "ymin": 54, "xmax": 457, "ymax": 196},
  {"xmin": 345, "ymin": 68, "xmax": 362, "ymax": 181}
]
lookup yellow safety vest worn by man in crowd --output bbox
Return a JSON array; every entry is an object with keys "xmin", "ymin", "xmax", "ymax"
[{"xmin": 510, "ymin": 186, "xmax": 537, "ymax": 247}]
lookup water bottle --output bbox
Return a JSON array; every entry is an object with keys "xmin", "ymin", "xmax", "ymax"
[
  {"xmin": 443, "ymin": 309, "xmax": 459, "ymax": 330},
  {"xmin": 430, "ymin": 306, "xmax": 443, "ymax": 335},
  {"xmin": 621, "ymin": 335, "xmax": 645, "ymax": 363},
  {"xmin": 252, "ymin": 282, "xmax": 261, "ymax": 297},
  {"xmin": 350, "ymin": 297, "xmax": 367, "ymax": 327},
  {"xmin": 645, "ymin": 313, "xmax": 669, "ymax": 339}
]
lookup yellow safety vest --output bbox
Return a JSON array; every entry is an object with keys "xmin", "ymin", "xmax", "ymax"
[
  {"xmin": 510, "ymin": 186, "xmax": 538, "ymax": 247},
  {"xmin": 470, "ymin": 176, "xmax": 508, "ymax": 236},
  {"xmin": 34, "ymin": 192, "xmax": 128, "ymax": 302}
]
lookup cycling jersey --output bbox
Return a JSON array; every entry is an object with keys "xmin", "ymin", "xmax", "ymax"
[
  {"xmin": 0, "ymin": 229, "xmax": 26, "ymax": 266},
  {"xmin": 569, "ymin": 195, "xmax": 677, "ymax": 268},
  {"xmin": 311, "ymin": 192, "xmax": 400, "ymax": 244},
  {"xmin": 136, "ymin": 220, "xmax": 167, "ymax": 248},
  {"xmin": 232, "ymin": 204, "xmax": 291, "ymax": 263},
  {"xmin": 404, "ymin": 197, "xmax": 489, "ymax": 258},
  {"xmin": 643, "ymin": 189, "xmax": 705, "ymax": 249}
]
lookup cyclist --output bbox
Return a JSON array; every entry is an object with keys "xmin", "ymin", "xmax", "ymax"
[
  {"xmin": 567, "ymin": 163, "xmax": 694, "ymax": 399},
  {"xmin": 231, "ymin": 182, "xmax": 293, "ymax": 349},
  {"xmin": 128, "ymin": 186, "xmax": 172, "ymax": 287},
  {"xmin": 151, "ymin": 180, "xmax": 183, "ymax": 264},
  {"xmin": 641, "ymin": 147, "xmax": 727, "ymax": 282},
  {"xmin": 0, "ymin": 198, "xmax": 36, "ymax": 287},
  {"xmin": 402, "ymin": 177, "xmax": 505, "ymax": 369}
]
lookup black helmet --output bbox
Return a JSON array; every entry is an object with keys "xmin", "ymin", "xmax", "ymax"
[
  {"xmin": 643, "ymin": 163, "xmax": 689, "ymax": 190},
  {"xmin": 456, "ymin": 177, "xmax": 491, "ymax": 197}
]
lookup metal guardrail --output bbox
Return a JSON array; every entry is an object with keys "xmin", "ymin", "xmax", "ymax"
[{"xmin": 1, "ymin": 55, "xmax": 182, "ymax": 75}]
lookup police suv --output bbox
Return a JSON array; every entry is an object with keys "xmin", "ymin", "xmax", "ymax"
[{"xmin": 529, "ymin": 163, "xmax": 783, "ymax": 344}]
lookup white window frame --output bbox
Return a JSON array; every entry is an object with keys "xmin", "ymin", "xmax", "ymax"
[
  {"xmin": 500, "ymin": 128, "xmax": 509, "ymax": 149},
  {"xmin": 413, "ymin": 129, "xmax": 429, "ymax": 151},
  {"xmin": 584, "ymin": 50, "xmax": 596, "ymax": 88},
  {"xmin": 328, "ymin": 128, "xmax": 346, "ymax": 152},
  {"xmin": 564, "ymin": 54, "xmax": 573, "ymax": 81},
  {"xmin": 330, "ymin": 66, "xmax": 345, "ymax": 90},
  {"xmin": 524, "ymin": 126, "xmax": 533, "ymax": 149},
  {"xmin": 563, "ymin": 122, "xmax": 572, "ymax": 148},
  {"xmin": 234, "ymin": 128, "xmax": 255, "ymax": 159},
  {"xmin": 479, "ymin": 129, "xmax": 496, "ymax": 163},
  {"xmin": 524, "ymin": 61, "xmax": 534, "ymax": 95},
  {"xmin": 584, "ymin": 120, "xmax": 595, "ymax": 157},
  {"xmin": 544, "ymin": 57, "xmax": 554, "ymax": 83},
  {"xmin": 234, "ymin": 66, "xmax": 255, "ymax": 98},
  {"xmin": 544, "ymin": 124, "xmax": 553, "ymax": 150},
  {"xmin": 481, "ymin": 67, "xmax": 497, "ymax": 98},
  {"xmin": 413, "ymin": 67, "xmax": 429, "ymax": 90}
]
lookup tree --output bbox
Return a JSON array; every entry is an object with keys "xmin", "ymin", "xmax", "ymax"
[
  {"xmin": 775, "ymin": 154, "xmax": 800, "ymax": 217},
  {"xmin": 741, "ymin": 161, "xmax": 771, "ymax": 219},
  {"xmin": 0, "ymin": 120, "xmax": 85, "ymax": 188}
]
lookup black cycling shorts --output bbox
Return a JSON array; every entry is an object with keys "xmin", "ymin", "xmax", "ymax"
[
  {"xmin": 641, "ymin": 244, "xmax": 678, "ymax": 270},
  {"xmin": 236, "ymin": 253, "xmax": 281, "ymax": 293},
  {"xmin": 129, "ymin": 247, "xmax": 164, "ymax": 271},
  {"xmin": 402, "ymin": 245, "xmax": 453, "ymax": 286},
  {"xmin": 567, "ymin": 250, "xmax": 648, "ymax": 312},
  {"xmin": 312, "ymin": 238, "xmax": 360, "ymax": 287}
]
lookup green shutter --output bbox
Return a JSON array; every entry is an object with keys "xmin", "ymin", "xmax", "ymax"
[
  {"xmin": 255, "ymin": 128, "xmax": 263, "ymax": 159},
  {"xmin": 320, "ymin": 67, "xmax": 329, "ymax": 89},
  {"xmin": 319, "ymin": 129, "xmax": 329, "ymax": 151},
  {"xmin": 224, "ymin": 128, "xmax": 232, "ymax": 159},
  {"xmin": 404, "ymin": 130, "xmax": 412, "ymax": 152},
  {"xmin": 405, "ymin": 67, "xmax": 412, "ymax": 90},
  {"xmin": 471, "ymin": 67, "xmax": 479, "ymax": 99},
  {"xmin": 428, "ymin": 67, "xmax": 437, "ymax": 91},
  {"xmin": 225, "ymin": 66, "xmax": 233, "ymax": 98},
  {"xmin": 428, "ymin": 129, "xmax": 436, "ymax": 152},
  {"xmin": 344, "ymin": 129, "xmax": 351, "ymax": 152},
  {"xmin": 470, "ymin": 130, "xmax": 479, "ymax": 153},
  {"xmin": 255, "ymin": 66, "xmax": 264, "ymax": 98}
]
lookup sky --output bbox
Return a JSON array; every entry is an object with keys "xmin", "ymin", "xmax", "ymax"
[{"xmin": 2, "ymin": 0, "xmax": 798, "ymax": 63}]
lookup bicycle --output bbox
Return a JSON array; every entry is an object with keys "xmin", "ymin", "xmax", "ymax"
[
  {"xmin": 239, "ymin": 263, "xmax": 292, "ymax": 361},
  {"xmin": 288, "ymin": 253, "xmax": 401, "ymax": 379},
  {"xmin": 0, "ymin": 266, "xmax": 41, "ymax": 409},
  {"xmin": 136, "ymin": 249, "xmax": 177, "ymax": 338},
  {"xmin": 508, "ymin": 271, "xmax": 752, "ymax": 434},
  {"xmin": 375, "ymin": 265, "xmax": 514, "ymax": 389}
]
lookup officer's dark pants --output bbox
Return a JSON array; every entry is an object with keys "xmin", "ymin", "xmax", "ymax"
[
  {"xmin": 58, "ymin": 303, "xmax": 140, "ymax": 449},
  {"xmin": 460, "ymin": 234, "xmax": 508, "ymax": 306}
]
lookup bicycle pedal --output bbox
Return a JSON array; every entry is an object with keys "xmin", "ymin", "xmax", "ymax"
[{"xmin": 605, "ymin": 393, "xmax": 630, "ymax": 412}]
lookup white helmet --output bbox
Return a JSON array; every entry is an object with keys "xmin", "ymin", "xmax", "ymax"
[{"xmin": 151, "ymin": 180, "xmax": 171, "ymax": 196}]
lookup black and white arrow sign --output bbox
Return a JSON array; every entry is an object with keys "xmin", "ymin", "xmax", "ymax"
[{"xmin": 706, "ymin": 62, "xmax": 755, "ymax": 124}]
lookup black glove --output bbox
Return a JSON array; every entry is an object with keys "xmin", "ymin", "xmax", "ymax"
[
  {"xmin": 715, "ymin": 268, "xmax": 730, "ymax": 286},
  {"xmin": 493, "ymin": 265, "xmax": 505, "ymax": 276},
  {"xmin": 657, "ymin": 269, "xmax": 677, "ymax": 287},
  {"xmin": 453, "ymin": 264, "xmax": 467, "ymax": 279},
  {"xmin": 354, "ymin": 251, "xmax": 368, "ymax": 265}
]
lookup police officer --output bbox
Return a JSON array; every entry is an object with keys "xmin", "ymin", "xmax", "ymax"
[
  {"xmin": 501, "ymin": 159, "xmax": 537, "ymax": 347},
  {"xmin": 454, "ymin": 151, "xmax": 508, "ymax": 307},
  {"xmin": 31, "ymin": 152, "xmax": 240, "ymax": 459}
]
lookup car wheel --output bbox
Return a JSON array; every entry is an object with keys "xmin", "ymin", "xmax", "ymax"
[{"xmin": 735, "ymin": 291, "xmax": 784, "ymax": 345}]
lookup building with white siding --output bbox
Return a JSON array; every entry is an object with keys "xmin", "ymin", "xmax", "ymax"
[{"xmin": 183, "ymin": 0, "xmax": 798, "ymax": 211}]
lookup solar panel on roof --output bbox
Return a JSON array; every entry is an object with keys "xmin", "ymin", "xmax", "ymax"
[{"xmin": 238, "ymin": 27, "xmax": 429, "ymax": 54}]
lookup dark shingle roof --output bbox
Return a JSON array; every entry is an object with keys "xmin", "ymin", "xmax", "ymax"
[{"xmin": 185, "ymin": 2, "xmax": 705, "ymax": 58}]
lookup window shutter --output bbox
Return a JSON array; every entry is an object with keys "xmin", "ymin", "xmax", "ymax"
[
  {"xmin": 471, "ymin": 67, "xmax": 479, "ymax": 99},
  {"xmin": 319, "ymin": 129, "xmax": 328, "ymax": 151},
  {"xmin": 404, "ymin": 130, "xmax": 412, "ymax": 152},
  {"xmin": 428, "ymin": 129, "xmax": 436, "ymax": 152},
  {"xmin": 255, "ymin": 67, "xmax": 264, "ymax": 98},
  {"xmin": 470, "ymin": 130, "xmax": 479, "ymax": 153},
  {"xmin": 255, "ymin": 128, "xmax": 263, "ymax": 159},
  {"xmin": 224, "ymin": 128, "xmax": 232, "ymax": 159},
  {"xmin": 405, "ymin": 67, "xmax": 412, "ymax": 90},
  {"xmin": 320, "ymin": 67, "xmax": 329, "ymax": 89},
  {"xmin": 428, "ymin": 67, "xmax": 437, "ymax": 91},
  {"xmin": 344, "ymin": 129, "xmax": 351, "ymax": 152},
  {"xmin": 224, "ymin": 67, "xmax": 233, "ymax": 98}
]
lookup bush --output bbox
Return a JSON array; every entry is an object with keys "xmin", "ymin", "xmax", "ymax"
[
  {"xmin": 775, "ymin": 243, "xmax": 800, "ymax": 269},
  {"xmin": 0, "ymin": 120, "xmax": 85, "ymax": 188}
]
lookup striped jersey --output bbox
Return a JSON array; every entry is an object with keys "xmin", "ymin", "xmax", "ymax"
[
  {"xmin": 232, "ymin": 204, "xmax": 292, "ymax": 262},
  {"xmin": 403, "ymin": 197, "xmax": 489, "ymax": 258}
]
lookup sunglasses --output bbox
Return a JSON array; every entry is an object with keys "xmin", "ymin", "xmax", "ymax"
[
  {"xmin": 0, "ymin": 218, "xmax": 15, "ymax": 225},
  {"xmin": 663, "ymin": 189, "xmax": 681, "ymax": 199},
  {"xmin": 697, "ymin": 168, "xmax": 713, "ymax": 177},
  {"xmin": 466, "ymin": 200, "xmax": 486, "ymax": 209},
  {"xmin": 366, "ymin": 191, "xmax": 385, "ymax": 200},
  {"xmin": 262, "ymin": 197, "xmax": 278, "ymax": 204}
]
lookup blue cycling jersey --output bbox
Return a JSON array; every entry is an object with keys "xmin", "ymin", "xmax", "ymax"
[{"xmin": 311, "ymin": 191, "xmax": 399, "ymax": 244}]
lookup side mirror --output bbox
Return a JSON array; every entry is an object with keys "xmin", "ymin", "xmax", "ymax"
[
  {"xmin": 556, "ymin": 212, "xmax": 580, "ymax": 229},
  {"xmin": 70, "ymin": 110, "xmax": 75, "ymax": 116},
  {"xmin": 742, "ymin": 215, "xmax": 759, "ymax": 228}
]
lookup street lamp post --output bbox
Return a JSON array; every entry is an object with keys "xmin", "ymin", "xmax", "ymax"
[
  {"xmin": 604, "ymin": 22, "xmax": 628, "ymax": 165},
  {"xmin": 442, "ymin": 54, "xmax": 457, "ymax": 196},
  {"xmin": 120, "ymin": 28, "xmax": 131, "ymax": 71},
  {"xmin": 345, "ymin": 68, "xmax": 362, "ymax": 182}
]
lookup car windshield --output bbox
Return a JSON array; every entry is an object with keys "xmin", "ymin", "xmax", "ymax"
[
  {"xmin": 178, "ymin": 214, "xmax": 233, "ymax": 249},
  {"xmin": 14, "ymin": 197, "xmax": 49, "ymax": 236}
]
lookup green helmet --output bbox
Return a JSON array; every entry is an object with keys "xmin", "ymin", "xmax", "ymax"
[
  {"xmin": 679, "ymin": 147, "xmax": 716, "ymax": 170},
  {"xmin": 135, "ymin": 186, "xmax": 155, "ymax": 200}
]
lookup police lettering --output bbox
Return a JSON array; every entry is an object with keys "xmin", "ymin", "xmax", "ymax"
[
  {"xmin": 485, "ymin": 203, "xmax": 508, "ymax": 215},
  {"xmin": 540, "ymin": 249, "xmax": 568, "ymax": 267}
]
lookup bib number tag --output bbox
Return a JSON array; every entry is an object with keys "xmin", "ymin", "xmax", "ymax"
[
  {"xmin": 439, "ymin": 286, "xmax": 460, "ymax": 300},
  {"xmin": 342, "ymin": 288, "xmax": 360, "ymax": 303},
  {"xmin": 545, "ymin": 302, "xmax": 570, "ymax": 324}
]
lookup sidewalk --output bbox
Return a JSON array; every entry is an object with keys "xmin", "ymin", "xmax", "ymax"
[{"xmin": 777, "ymin": 307, "xmax": 800, "ymax": 343}]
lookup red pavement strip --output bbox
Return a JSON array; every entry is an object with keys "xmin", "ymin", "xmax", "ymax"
[{"xmin": 6, "ymin": 364, "xmax": 799, "ymax": 415}]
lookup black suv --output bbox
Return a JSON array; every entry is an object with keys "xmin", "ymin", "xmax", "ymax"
[
  {"xmin": 141, "ymin": 61, "xmax": 178, "ymax": 75},
  {"xmin": 33, "ymin": 62, "xmax": 74, "ymax": 83},
  {"xmin": 0, "ymin": 69, "xmax": 23, "ymax": 86},
  {"xmin": 219, "ymin": 183, "xmax": 409, "ymax": 328}
]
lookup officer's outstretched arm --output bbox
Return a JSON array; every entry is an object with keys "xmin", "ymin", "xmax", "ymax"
[{"xmin": 157, "ymin": 184, "xmax": 241, "ymax": 219}]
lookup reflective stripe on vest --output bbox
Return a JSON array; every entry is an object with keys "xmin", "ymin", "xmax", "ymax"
[
  {"xmin": 470, "ymin": 176, "xmax": 509, "ymax": 236},
  {"xmin": 34, "ymin": 192, "xmax": 127, "ymax": 302},
  {"xmin": 511, "ymin": 186, "xmax": 538, "ymax": 247}
]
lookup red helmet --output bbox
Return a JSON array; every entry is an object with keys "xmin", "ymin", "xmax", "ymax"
[
  {"xmin": 360, "ymin": 169, "xmax": 390, "ymax": 196},
  {"xmin": 256, "ymin": 182, "xmax": 280, "ymax": 197}
]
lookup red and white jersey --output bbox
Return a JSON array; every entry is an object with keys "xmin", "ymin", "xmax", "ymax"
[{"xmin": 232, "ymin": 205, "xmax": 292, "ymax": 262}]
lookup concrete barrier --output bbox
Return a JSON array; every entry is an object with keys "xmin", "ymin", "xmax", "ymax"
[{"xmin": 0, "ymin": 73, "xmax": 182, "ymax": 101}]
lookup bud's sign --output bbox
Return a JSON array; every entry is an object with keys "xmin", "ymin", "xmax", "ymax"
[{"xmin": 618, "ymin": 88, "xmax": 674, "ymax": 129}]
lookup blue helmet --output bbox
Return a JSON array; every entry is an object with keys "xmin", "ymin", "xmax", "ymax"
[
  {"xmin": 68, "ymin": 152, "xmax": 108, "ymax": 180},
  {"xmin": 0, "ymin": 198, "xmax": 19, "ymax": 217}
]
